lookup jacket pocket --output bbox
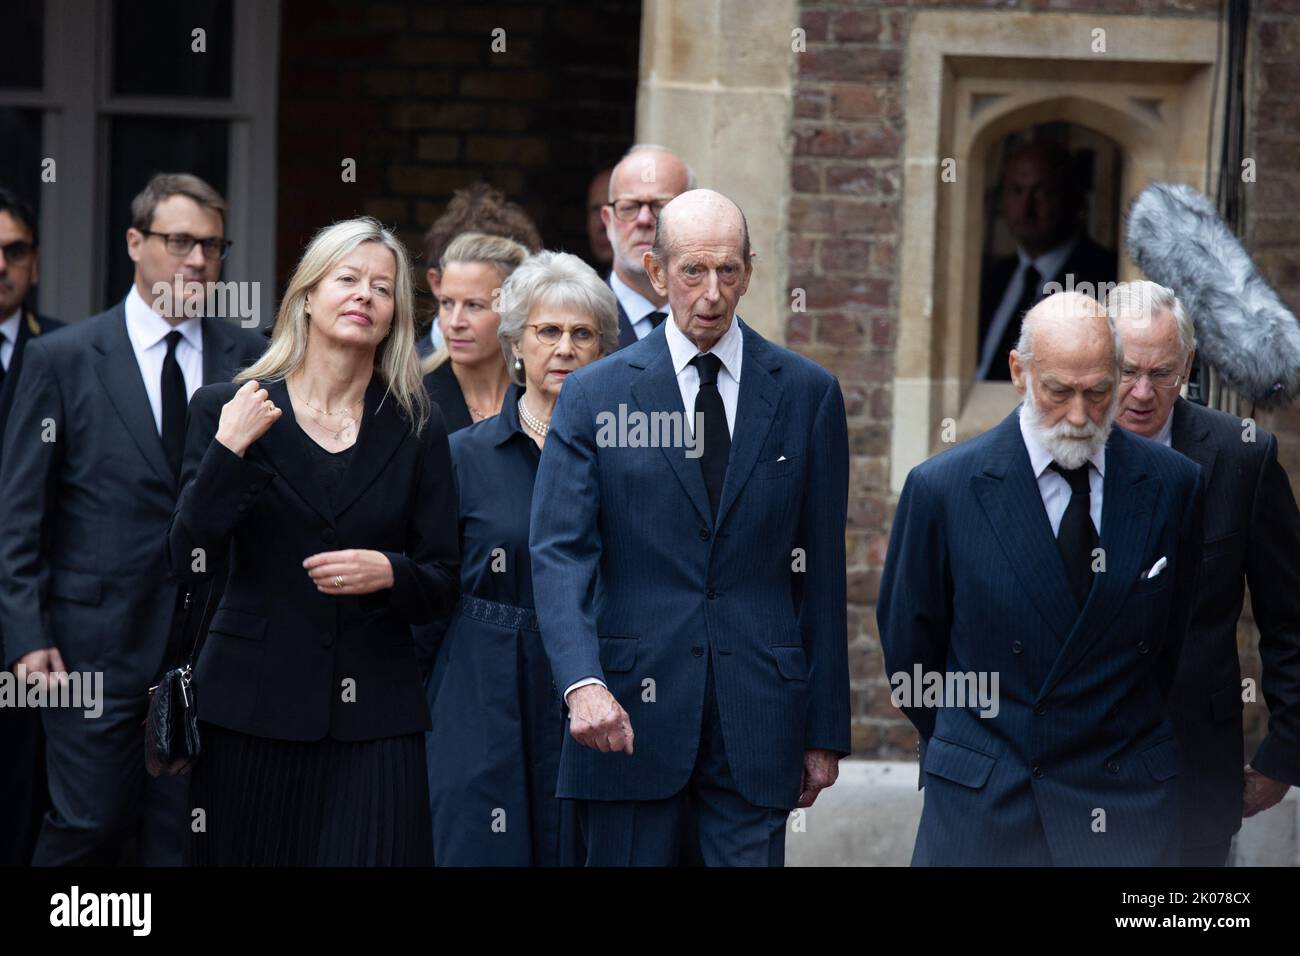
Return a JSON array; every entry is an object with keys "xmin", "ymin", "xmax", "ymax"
[
  {"xmin": 1139, "ymin": 736, "xmax": 1181, "ymax": 781},
  {"xmin": 770, "ymin": 644, "xmax": 808, "ymax": 681},
  {"xmin": 752, "ymin": 455, "xmax": 802, "ymax": 479},
  {"xmin": 48, "ymin": 568, "xmax": 103, "ymax": 606},
  {"xmin": 598, "ymin": 635, "xmax": 637, "ymax": 673},
  {"xmin": 208, "ymin": 608, "xmax": 268, "ymax": 642},
  {"xmin": 924, "ymin": 736, "xmax": 996, "ymax": 789}
]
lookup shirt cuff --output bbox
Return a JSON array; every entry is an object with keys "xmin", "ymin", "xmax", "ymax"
[{"xmin": 563, "ymin": 676, "xmax": 607, "ymax": 706}]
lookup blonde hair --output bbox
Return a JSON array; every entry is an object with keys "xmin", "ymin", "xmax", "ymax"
[
  {"xmin": 420, "ymin": 231, "xmax": 529, "ymax": 375},
  {"xmin": 236, "ymin": 217, "xmax": 429, "ymax": 433}
]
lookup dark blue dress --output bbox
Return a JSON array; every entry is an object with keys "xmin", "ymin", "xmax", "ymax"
[{"xmin": 424, "ymin": 384, "xmax": 580, "ymax": 866}]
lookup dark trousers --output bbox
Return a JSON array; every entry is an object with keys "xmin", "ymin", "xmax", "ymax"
[
  {"xmin": 33, "ymin": 693, "xmax": 187, "ymax": 866},
  {"xmin": 578, "ymin": 656, "xmax": 789, "ymax": 867},
  {"xmin": 1179, "ymin": 840, "xmax": 1232, "ymax": 867},
  {"xmin": 0, "ymin": 703, "xmax": 49, "ymax": 864}
]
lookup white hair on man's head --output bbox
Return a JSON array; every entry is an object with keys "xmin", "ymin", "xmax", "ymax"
[
  {"xmin": 1015, "ymin": 290, "xmax": 1124, "ymax": 382},
  {"xmin": 609, "ymin": 143, "xmax": 698, "ymax": 200},
  {"xmin": 1104, "ymin": 279, "xmax": 1197, "ymax": 358}
]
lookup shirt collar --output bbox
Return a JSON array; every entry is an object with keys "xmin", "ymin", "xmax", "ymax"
[
  {"xmin": 0, "ymin": 308, "xmax": 21, "ymax": 344},
  {"xmin": 1153, "ymin": 409, "xmax": 1174, "ymax": 447},
  {"xmin": 608, "ymin": 270, "xmax": 661, "ymax": 325},
  {"xmin": 124, "ymin": 284, "xmax": 203, "ymax": 353},
  {"xmin": 491, "ymin": 383, "xmax": 529, "ymax": 447},
  {"xmin": 665, "ymin": 311, "xmax": 744, "ymax": 382},
  {"xmin": 1018, "ymin": 402, "xmax": 1106, "ymax": 479},
  {"xmin": 1018, "ymin": 232, "xmax": 1081, "ymax": 285}
]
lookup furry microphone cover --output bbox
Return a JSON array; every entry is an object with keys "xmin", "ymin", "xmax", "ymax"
[{"xmin": 1126, "ymin": 181, "xmax": 1300, "ymax": 407}]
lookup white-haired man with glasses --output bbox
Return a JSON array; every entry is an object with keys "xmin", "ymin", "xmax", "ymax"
[
  {"xmin": 1109, "ymin": 280, "xmax": 1300, "ymax": 866},
  {"xmin": 601, "ymin": 144, "xmax": 696, "ymax": 349}
]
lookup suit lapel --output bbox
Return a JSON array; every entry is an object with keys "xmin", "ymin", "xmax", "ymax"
[
  {"xmin": 332, "ymin": 377, "xmax": 409, "ymax": 517},
  {"xmin": 970, "ymin": 412, "xmax": 1080, "ymax": 644},
  {"xmin": 253, "ymin": 379, "xmax": 335, "ymax": 523},
  {"xmin": 92, "ymin": 304, "xmax": 176, "ymax": 490},
  {"xmin": 629, "ymin": 336, "xmax": 712, "ymax": 526},
  {"xmin": 713, "ymin": 324, "xmax": 780, "ymax": 531},
  {"xmin": 201, "ymin": 316, "xmax": 240, "ymax": 386},
  {"xmin": 0, "ymin": 312, "xmax": 33, "ymax": 412},
  {"xmin": 615, "ymin": 298, "xmax": 637, "ymax": 349},
  {"xmin": 1039, "ymin": 427, "xmax": 1157, "ymax": 697},
  {"xmin": 1170, "ymin": 398, "xmax": 1217, "ymax": 490}
]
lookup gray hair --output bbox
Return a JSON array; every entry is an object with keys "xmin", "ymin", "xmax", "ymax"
[
  {"xmin": 1104, "ymin": 279, "xmax": 1197, "ymax": 359},
  {"xmin": 1015, "ymin": 290, "xmax": 1124, "ymax": 381},
  {"xmin": 608, "ymin": 144, "xmax": 698, "ymax": 201},
  {"xmin": 497, "ymin": 251, "xmax": 621, "ymax": 385}
]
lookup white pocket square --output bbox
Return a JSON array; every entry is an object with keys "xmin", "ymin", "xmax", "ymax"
[
  {"xmin": 1142, "ymin": 556, "xmax": 1168, "ymax": 580},
  {"xmin": 776, "ymin": 455, "xmax": 787, "ymax": 462}
]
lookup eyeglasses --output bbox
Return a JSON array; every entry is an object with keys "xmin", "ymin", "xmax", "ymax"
[
  {"xmin": 0, "ymin": 240, "xmax": 35, "ymax": 265},
  {"xmin": 606, "ymin": 199, "xmax": 671, "ymax": 222},
  {"xmin": 1120, "ymin": 367, "xmax": 1183, "ymax": 390},
  {"xmin": 528, "ymin": 323, "xmax": 600, "ymax": 348},
  {"xmin": 141, "ymin": 230, "xmax": 233, "ymax": 260}
]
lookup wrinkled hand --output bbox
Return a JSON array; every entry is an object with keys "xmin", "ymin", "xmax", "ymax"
[
  {"xmin": 12, "ymin": 648, "xmax": 69, "ymax": 692},
  {"xmin": 566, "ymin": 683, "xmax": 634, "ymax": 754},
  {"xmin": 303, "ymin": 549, "xmax": 395, "ymax": 596},
  {"xmin": 216, "ymin": 380, "xmax": 281, "ymax": 457},
  {"xmin": 798, "ymin": 748, "xmax": 840, "ymax": 808},
  {"xmin": 1243, "ymin": 766, "xmax": 1291, "ymax": 818}
]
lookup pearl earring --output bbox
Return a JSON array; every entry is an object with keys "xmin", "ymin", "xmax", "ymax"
[{"xmin": 514, "ymin": 357, "xmax": 523, "ymax": 373}]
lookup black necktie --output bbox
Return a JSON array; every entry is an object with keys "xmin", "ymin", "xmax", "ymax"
[
  {"xmin": 645, "ymin": 311, "xmax": 667, "ymax": 329},
  {"xmin": 1049, "ymin": 461, "xmax": 1098, "ymax": 609},
  {"xmin": 690, "ymin": 353, "xmax": 730, "ymax": 518},
  {"xmin": 161, "ymin": 330, "xmax": 188, "ymax": 478},
  {"xmin": 988, "ymin": 265, "xmax": 1042, "ymax": 382}
]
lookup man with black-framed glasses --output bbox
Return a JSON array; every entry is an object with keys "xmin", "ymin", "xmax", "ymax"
[
  {"xmin": 601, "ymin": 144, "xmax": 695, "ymax": 349},
  {"xmin": 0, "ymin": 172, "xmax": 265, "ymax": 866},
  {"xmin": 1109, "ymin": 280, "xmax": 1300, "ymax": 867}
]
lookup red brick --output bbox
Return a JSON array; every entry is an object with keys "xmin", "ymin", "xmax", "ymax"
[
  {"xmin": 817, "ymin": 314, "xmax": 867, "ymax": 348},
  {"xmin": 819, "ymin": 237, "xmax": 873, "ymax": 272},
  {"xmin": 799, "ymin": 10, "xmax": 829, "ymax": 43},
  {"xmin": 799, "ymin": 46, "xmax": 901, "ymax": 82},
  {"xmin": 830, "ymin": 10, "xmax": 885, "ymax": 44},
  {"xmin": 791, "ymin": 159, "xmax": 822, "ymax": 193},
  {"xmin": 788, "ymin": 196, "xmax": 835, "ymax": 233},
  {"xmin": 830, "ymin": 82, "xmax": 896, "ymax": 121},
  {"xmin": 795, "ymin": 124, "xmax": 901, "ymax": 159}
]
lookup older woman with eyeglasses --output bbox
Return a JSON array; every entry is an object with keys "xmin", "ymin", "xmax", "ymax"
[{"xmin": 421, "ymin": 251, "xmax": 619, "ymax": 866}]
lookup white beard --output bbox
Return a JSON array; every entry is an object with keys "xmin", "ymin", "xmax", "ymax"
[{"xmin": 1020, "ymin": 374, "xmax": 1116, "ymax": 471}]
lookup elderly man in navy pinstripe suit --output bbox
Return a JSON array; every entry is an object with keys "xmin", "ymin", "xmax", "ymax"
[
  {"xmin": 530, "ymin": 189, "xmax": 851, "ymax": 866},
  {"xmin": 879, "ymin": 292, "xmax": 1204, "ymax": 865}
]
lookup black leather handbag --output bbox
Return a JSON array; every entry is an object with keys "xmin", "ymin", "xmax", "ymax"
[{"xmin": 145, "ymin": 583, "xmax": 213, "ymax": 777}]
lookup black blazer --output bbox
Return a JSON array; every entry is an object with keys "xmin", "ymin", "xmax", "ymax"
[
  {"xmin": 421, "ymin": 360, "xmax": 473, "ymax": 433},
  {"xmin": 0, "ymin": 303, "xmax": 264, "ymax": 681},
  {"xmin": 0, "ymin": 311, "xmax": 64, "ymax": 455},
  {"xmin": 167, "ymin": 377, "xmax": 460, "ymax": 742},
  {"xmin": 1169, "ymin": 397, "xmax": 1300, "ymax": 848}
]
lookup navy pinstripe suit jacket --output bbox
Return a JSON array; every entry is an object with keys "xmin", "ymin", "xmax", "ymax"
[
  {"xmin": 529, "ymin": 319, "xmax": 851, "ymax": 809},
  {"xmin": 878, "ymin": 408, "xmax": 1204, "ymax": 865}
]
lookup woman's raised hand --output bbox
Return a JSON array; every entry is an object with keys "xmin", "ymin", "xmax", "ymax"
[{"xmin": 216, "ymin": 380, "xmax": 282, "ymax": 457}]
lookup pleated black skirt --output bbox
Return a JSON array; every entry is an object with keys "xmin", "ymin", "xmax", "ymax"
[{"xmin": 188, "ymin": 722, "xmax": 432, "ymax": 866}]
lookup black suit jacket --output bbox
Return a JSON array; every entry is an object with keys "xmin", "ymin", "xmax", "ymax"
[
  {"xmin": 1169, "ymin": 397, "xmax": 1300, "ymax": 848},
  {"xmin": 0, "ymin": 311, "xmax": 64, "ymax": 455},
  {"xmin": 167, "ymin": 378, "xmax": 460, "ymax": 742},
  {"xmin": 0, "ymin": 303, "xmax": 265, "ymax": 684}
]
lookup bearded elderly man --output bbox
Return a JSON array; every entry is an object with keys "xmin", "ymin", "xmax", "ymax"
[
  {"xmin": 530, "ymin": 188, "xmax": 850, "ymax": 866},
  {"xmin": 1109, "ymin": 280, "xmax": 1300, "ymax": 867},
  {"xmin": 879, "ymin": 291, "xmax": 1204, "ymax": 866}
]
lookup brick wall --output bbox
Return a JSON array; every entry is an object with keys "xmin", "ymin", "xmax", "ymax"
[
  {"xmin": 788, "ymin": 0, "xmax": 1300, "ymax": 759},
  {"xmin": 276, "ymin": 0, "xmax": 639, "ymax": 305}
]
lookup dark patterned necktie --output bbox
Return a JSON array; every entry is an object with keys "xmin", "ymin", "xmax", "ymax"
[
  {"xmin": 690, "ymin": 353, "xmax": 730, "ymax": 518},
  {"xmin": 1049, "ymin": 461, "xmax": 1098, "ymax": 608},
  {"xmin": 988, "ymin": 265, "xmax": 1043, "ymax": 382},
  {"xmin": 645, "ymin": 311, "xmax": 667, "ymax": 329}
]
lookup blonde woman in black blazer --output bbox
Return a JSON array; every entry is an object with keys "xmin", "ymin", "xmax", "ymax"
[{"xmin": 167, "ymin": 217, "xmax": 459, "ymax": 866}]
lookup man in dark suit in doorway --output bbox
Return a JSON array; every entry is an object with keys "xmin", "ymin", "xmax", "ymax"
[
  {"xmin": 977, "ymin": 140, "xmax": 1117, "ymax": 381},
  {"xmin": 0, "ymin": 173, "xmax": 266, "ymax": 866},
  {"xmin": 1109, "ymin": 280, "xmax": 1300, "ymax": 866},
  {"xmin": 0, "ymin": 186, "xmax": 63, "ymax": 865}
]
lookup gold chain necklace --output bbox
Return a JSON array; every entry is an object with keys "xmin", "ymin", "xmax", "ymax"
[{"xmin": 290, "ymin": 385, "xmax": 361, "ymax": 444}]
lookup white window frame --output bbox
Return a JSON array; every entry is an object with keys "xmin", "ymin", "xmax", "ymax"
[{"xmin": 0, "ymin": 0, "xmax": 279, "ymax": 323}]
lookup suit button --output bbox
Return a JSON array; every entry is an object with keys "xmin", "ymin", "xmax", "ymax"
[
  {"xmin": 1011, "ymin": 641, "xmax": 1024, "ymax": 654},
  {"xmin": 699, "ymin": 529, "xmax": 710, "ymax": 541},
  {"xmin": 706, "ymin": 589, "xmax": 717, "ymax": 600},
  {"xmin": 1034, "ymin": 703, "xmax": 1046, "ymax": 716},
  {"xmin": 691, "ymin": 645, "xmax": 704, "ymax": 657},
  {"xmin": 1107, "ymin": 760, "xmax": 1120, "ymax": 774},
  {"xmin": 322, "ymin": 528, "xmax": 336, "ymax": 543},
  {"xmin": 1032, "ymin": 766, "xmax": 1043, "ymax": 779},
  {"xmin": 1136, "ymin": 641, "xmax": 1149, "ymax": 655}
]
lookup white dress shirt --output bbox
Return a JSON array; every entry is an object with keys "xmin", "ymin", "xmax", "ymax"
[
  {"xmin": 1018, "ymin": 404, "xmax": 1105, "ymax": 537},
  {"xmin": 609, "ymin": 270, "xmax": 665, "ymax": 341},
  {"xmin": 0, "ymin": 308, "xmax": 21, "ymax": 373},
  {"xmin": 1154, "ymin": 410, "xmax": 1174, "ymax": 447},
  {"xmin": 564, "ymin": 314, "xmax": 745, "ymax": 704},
  {"xmin": 123, "ymin": 285, "xmax": 204, "ymax": 434},
  {"xmin": 978, "ymin": 234, "xmax": 1081, "ymax": 381}
]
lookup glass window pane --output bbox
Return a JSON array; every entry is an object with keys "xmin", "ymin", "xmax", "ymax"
[
  {"xmin": 0, "ymin": 0, "xmax": 44, "ymax": 89},
  {"xmin": 104, "ymin": 116, "xmax": 229, "ymax": 308},
  {"xmin": 111, "ymin": 0, "xmax": 233, "ymax": 99},
  {"xmin": 0, "ymin": 109, "xmax": 44, "ymax": 217}
]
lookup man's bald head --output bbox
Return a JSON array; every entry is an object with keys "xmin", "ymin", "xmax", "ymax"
[
  {"xmin": 650, "ymin": 189, "xmax": 750, "ymax": 267},
  {"xmin": 1015, "ymin": 291, "xmax": 1119, "ymax": 374}
]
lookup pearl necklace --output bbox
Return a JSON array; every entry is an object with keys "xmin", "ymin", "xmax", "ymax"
[{"xmin": 517, "ymin": 396, "xmax": 549, "ymax": 437}]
